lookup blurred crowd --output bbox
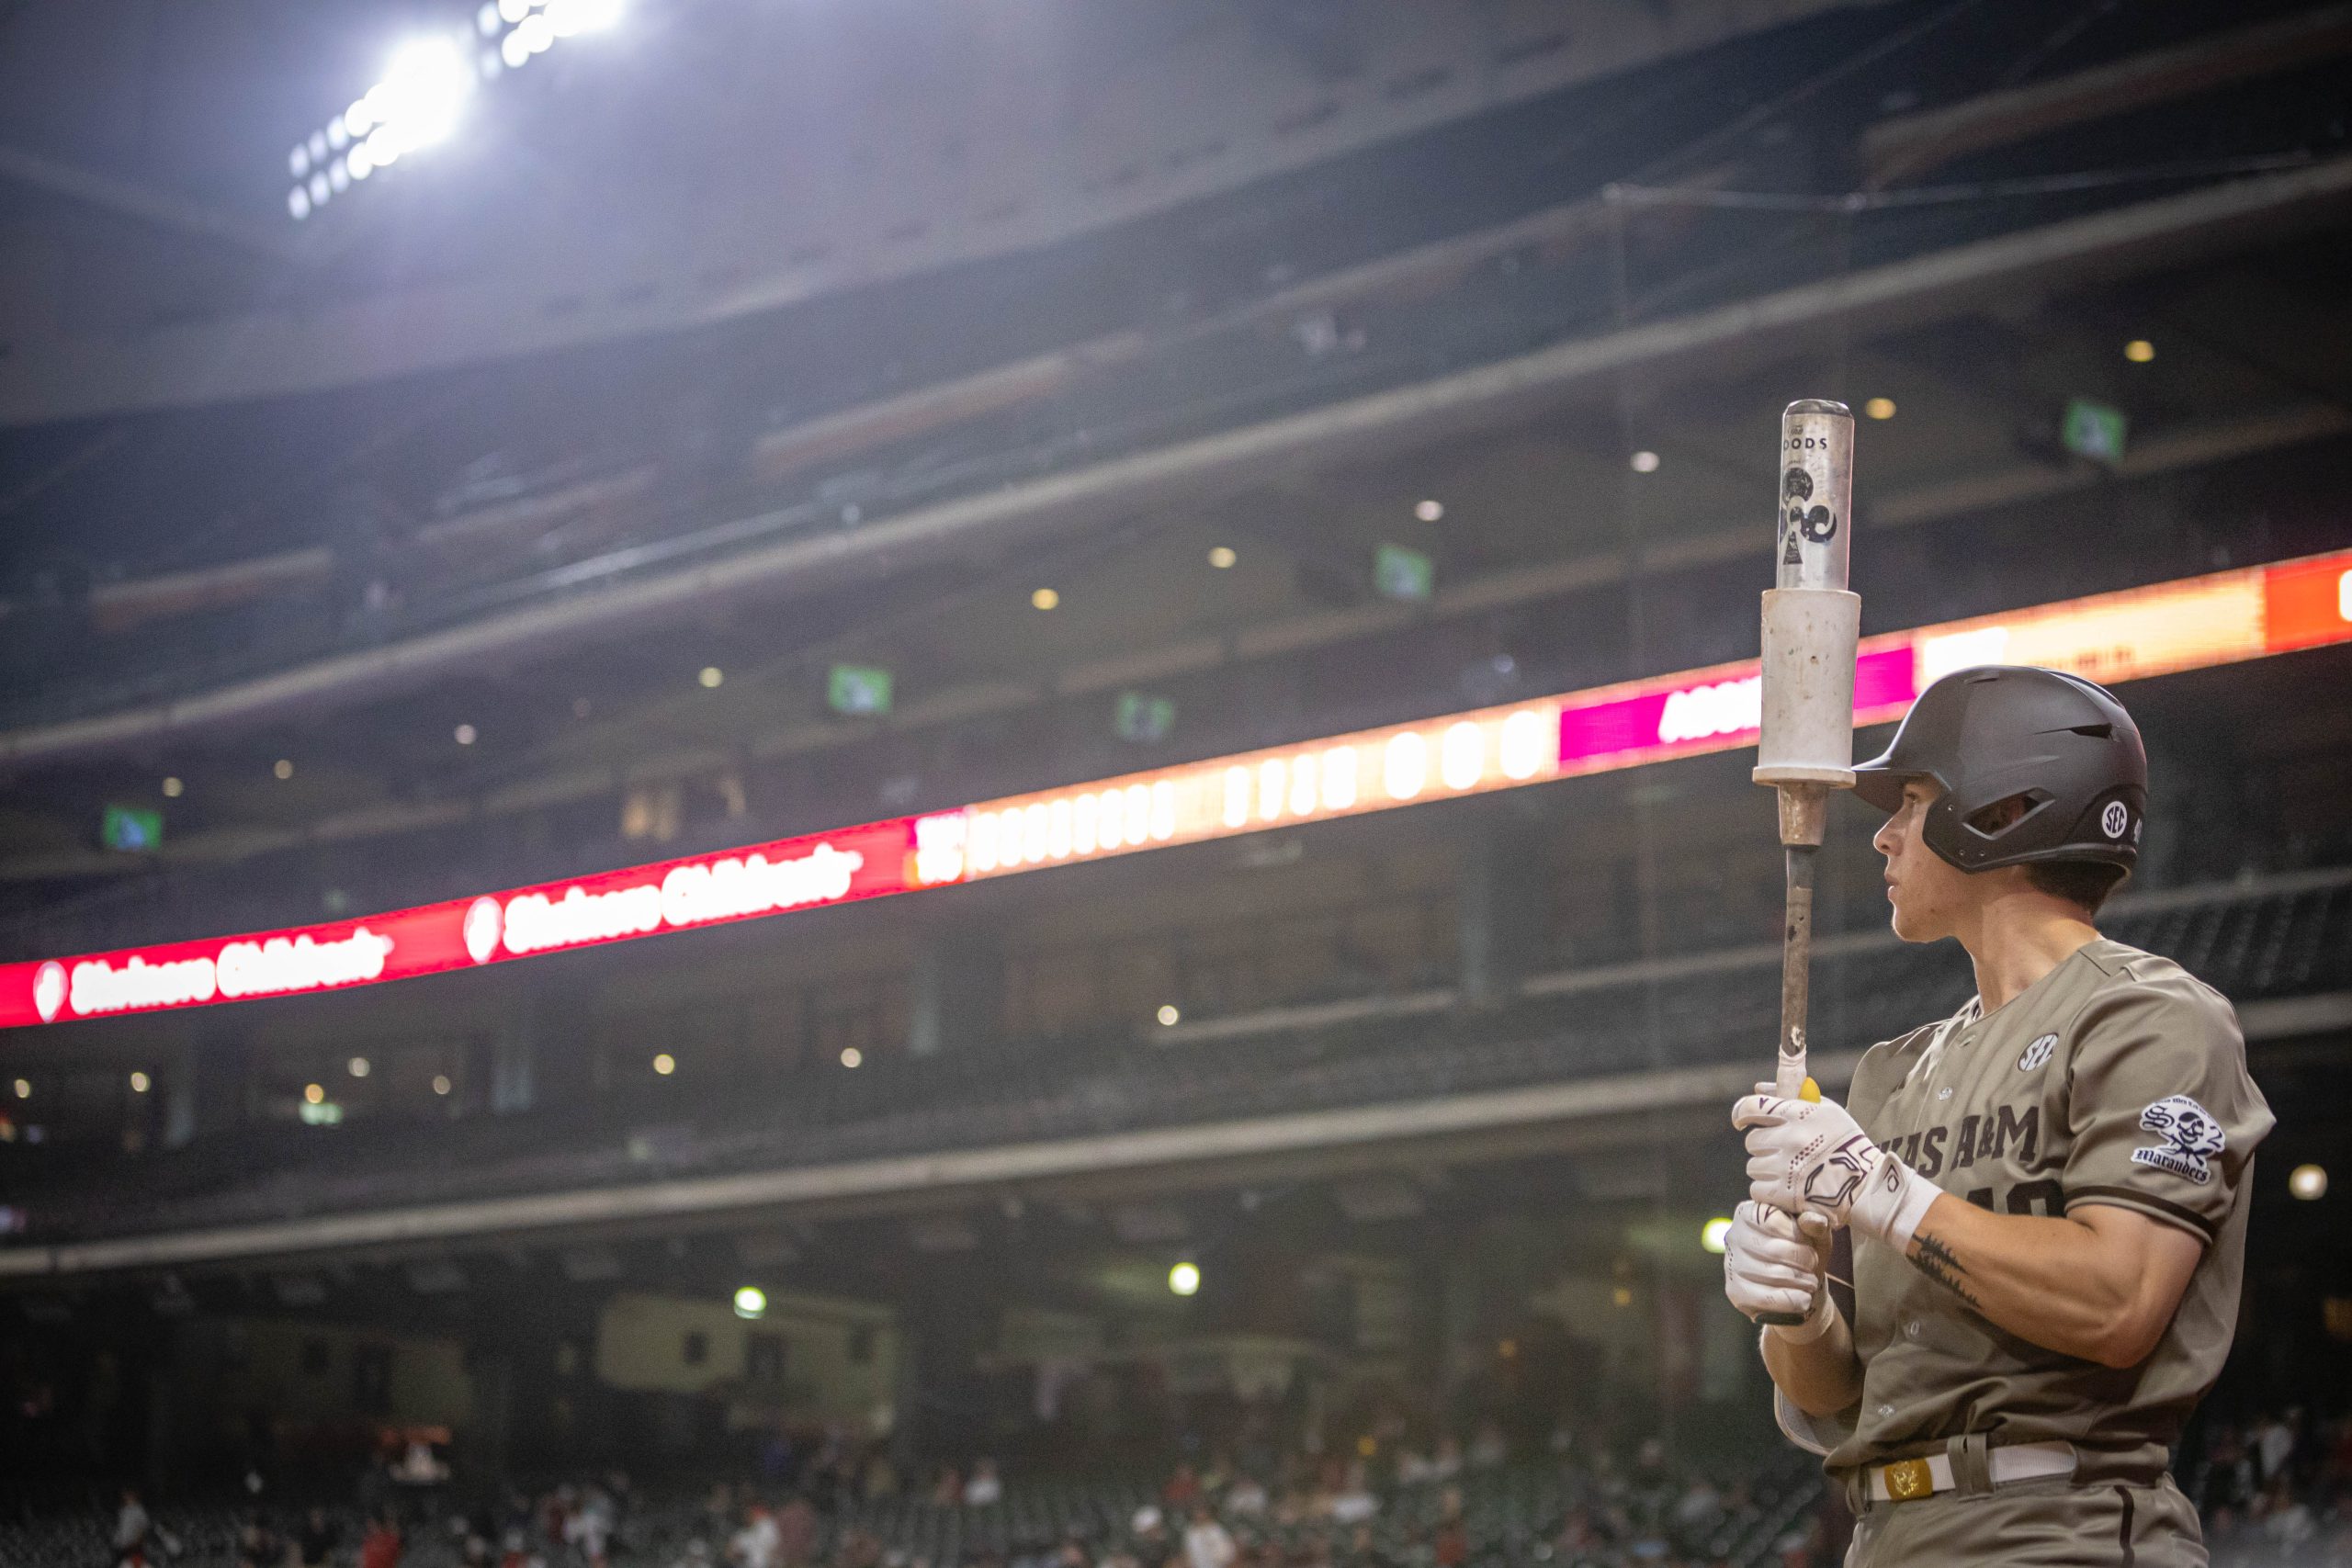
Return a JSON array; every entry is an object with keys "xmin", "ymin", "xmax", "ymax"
[
  {"xmin": 44, "ymin": 1406, "xmax": 2352, "ymax": 1568},
  {"xmin": 2185, "ymin": 1409, "xmax": 2352, "ymax": 1566},
  {"xmin": 28, "ymin": 1417, "xmax": 1830, "ymax": 1568}
]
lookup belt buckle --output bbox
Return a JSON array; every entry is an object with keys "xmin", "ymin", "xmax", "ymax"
[{"xmin": 1882, "ymin": 1458, "xmax": 1935, "ymax": 1502}]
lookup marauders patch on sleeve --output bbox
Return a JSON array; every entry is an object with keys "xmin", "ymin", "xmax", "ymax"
[{"xmin": 2132, "ymin": 1095, "xmax": 2227, "ymax": 1185}]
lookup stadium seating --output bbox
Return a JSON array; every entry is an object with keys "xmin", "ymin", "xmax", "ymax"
[{"xmin": 4, "ymin": 869, "xmax": 2342, "ymax": 1249}]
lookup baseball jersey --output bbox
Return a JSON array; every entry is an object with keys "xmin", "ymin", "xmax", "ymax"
[{"xmin": 1792, "ymin": 937, "xmax": 2273, "ymax": 1480}]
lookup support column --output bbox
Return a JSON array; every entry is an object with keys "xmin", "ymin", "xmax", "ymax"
[
  {"xmin": 1458, "ymin": 809, "xmax": 1551, "ymax": 1008},
  {"xmin": 907, "ymin": 923, "xmax": 1002, "ymax": 1058},
  {"xmin": 164, "ymin": 1030, "xmax": 250, "ymax": 1149}
]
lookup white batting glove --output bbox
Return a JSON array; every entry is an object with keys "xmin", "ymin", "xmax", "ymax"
[
  {"xmin": 1734, "ymin": 1089, "xmax": 1942, "ymax": 1250},
  {"xmin": 1723, "ymin": 1201, "xmax": 1837, "ymax": 1340}
]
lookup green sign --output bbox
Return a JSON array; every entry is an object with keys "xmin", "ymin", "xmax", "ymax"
[
  {"xmin": 1374, "ymin": 543, "xmax": 1435, "ymax": 604},
  {"xmin": 828, "ymin": 664, "xmax": 894, "ymax": 716},
  {"xmin": 1114, "ymin": 692, "xmax": 1175, "ymax": 744},
  {"xmin": 2062, "ymin": 398, "xmax": 2129, "ymax": 467},
  {"xmin": 101, "ymin": 805, "xmax": 164, "ymax": 852}
]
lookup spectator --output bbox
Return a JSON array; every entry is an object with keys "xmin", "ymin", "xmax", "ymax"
[
  {"xmin": 359, "ymin": 1513, "xmax": 402, "ymax": 1568},
  {"xmin": 1466, "ymin": 1421, "xmax": 1507, "ymax": 1471},
  {"xmin": 775, "ymin": 1494, "xmax": 818, "ymax": 1568},
  {"xmin": 729, "ymin": 1506, "xmax": 779, "ymax": 1568},
  {"xmin": 237, "ymin": 1515, "xmax": 282, "ymax": 1568},
  {"xmin": 2252, "ymin": 1408, "xmax": 2299, "ymax": 1486},
  {"xmin": 1328, "ymin": 1462, "xmax": 1377, "ymax": 1525},
  {"xmin": 299, "ymin": 1509, "xmax": 340, "ymax": 1568},
  {"xmin": 112, "ymin": 1489, "xmax": 151, "ymax": 1564},
  {"xmin": 1430, "ymin": 1490, "xmax": 1466, "ymax": 1568},
  {"xmin": 1182, "ymin": 1506, "xmax": 1235, "ymax": 1568}
]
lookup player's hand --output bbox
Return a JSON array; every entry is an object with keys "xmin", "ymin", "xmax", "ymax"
[
  {"xmin": 1734, "ymin": 1089, "xmax": 1942, "ymax": 1249},
  {"xmin": 1723, "ymin": 1201, "xmax": 1833, "ymax": 1328}
]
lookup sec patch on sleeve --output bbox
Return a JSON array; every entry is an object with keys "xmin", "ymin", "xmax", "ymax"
[{"xmin": 2132, "ymin": 1096, "xmax": 2227, "ymax": 1184}]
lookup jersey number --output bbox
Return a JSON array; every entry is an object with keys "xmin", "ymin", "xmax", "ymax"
[{"xmin": 1965, "ymin": 1179, "xmax": 2065, "ymax": 1217}]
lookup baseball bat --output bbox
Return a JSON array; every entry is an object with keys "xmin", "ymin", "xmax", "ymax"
[{"xmin": 1749, "ymin": 400, "xmax": 1860, "ymax": 1322}]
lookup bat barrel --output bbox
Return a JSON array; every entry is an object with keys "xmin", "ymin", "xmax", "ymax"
[
  {"xmin": 1755, "ymin": 400, "xmax": 1860, "ymax": 812},
  {"xmin": 1777, "ymin": 400, "xmax": 1853, "ymax": 592}
]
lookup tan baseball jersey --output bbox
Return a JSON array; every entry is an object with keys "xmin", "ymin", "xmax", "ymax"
[{"xmin": 1791, "ymin": 937, "xmax": 2273, "ymax": 1482}]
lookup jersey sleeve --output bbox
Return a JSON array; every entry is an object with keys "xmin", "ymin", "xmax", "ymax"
[
  {"xmin": 2061, "ymin": 972, "xmax": 2274, "ymax": 1245},
  {"xmin": 1772, "ymin": 1382, "xmax": 1853, "ymax": 1459}
]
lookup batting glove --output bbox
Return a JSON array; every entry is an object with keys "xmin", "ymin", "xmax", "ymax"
[
  {"xmin": 1723, "ymin": 1201, "xmax": 1838, "ymax": 1340},
  {"xmin": 1734, "ymin": 1089, "xmax": 1941, "ymax": 1251}
]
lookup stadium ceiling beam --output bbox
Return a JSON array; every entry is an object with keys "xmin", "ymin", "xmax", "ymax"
[
  {"xmin": 4, "ymin": 156, "xmax": 2350, "ymax": 785},
  {"xmin": 0, "ymin": 1056, "xmax": 1856, "ymax": 1280},
  {"xmin": 0, "ymin": 142, "xmax": 307, "ymax": 265},
  {"xmin": 1862, "ymin": 5, "xmax": 2352, "ymax": 188}
]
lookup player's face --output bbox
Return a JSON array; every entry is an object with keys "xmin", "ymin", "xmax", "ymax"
[{"xmin": 1871, "ymin": 779, "xmax": 1973, "ymax": 942}]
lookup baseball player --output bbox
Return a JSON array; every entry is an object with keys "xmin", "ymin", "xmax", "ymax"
[{"xmin": 1720, "ymin": 666, "xmax": 2273, "ymax": 1564}]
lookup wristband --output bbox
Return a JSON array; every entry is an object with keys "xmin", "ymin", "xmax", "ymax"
[
  {"xmin": 1849, "ymin": 1150, "xmax": 1943, "ymax": 1251},
  {"xmin": 1763, "ymin": 1283, "xmax": 1838, "ymax": 1346}
]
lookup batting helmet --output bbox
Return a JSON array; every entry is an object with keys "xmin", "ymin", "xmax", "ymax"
[{"xmin": 1851, "ymin": 665, "xmax": 2146, "ymax": 873}]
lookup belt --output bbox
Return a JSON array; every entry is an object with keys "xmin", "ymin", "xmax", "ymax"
[{"xmin": 1863, "ymin": 1440, "xmax": 2076, "ymax": 1503}]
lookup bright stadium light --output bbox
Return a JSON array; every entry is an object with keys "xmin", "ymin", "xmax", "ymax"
[
  {"xmin": 378, "ymin": 36, "xmax": 474, "ymax": 149},
  {"xmin": 1701, "ymin": 1217, "xmax": 1734, "ymax": 1255},
  {"xmin": 734, "ymin": 1285, "xmax": 767, "ymax": 1319},
  {"xmin": 286, "ymin": 1, "xmax": 624, "ymax": 215},
  {"xmin": 1169, "ymin": 1261, "xmax": 1201, "ymax": 1297}
]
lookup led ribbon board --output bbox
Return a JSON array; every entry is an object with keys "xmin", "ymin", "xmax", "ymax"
[{"xmin": 3, "ymin": 549, "xmax": 2346, "ymax": 1029}]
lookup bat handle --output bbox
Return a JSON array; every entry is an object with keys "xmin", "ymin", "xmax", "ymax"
[{"xmin": 1776, "ymin": 839, "xmax": 1818, "ymax": 1100}]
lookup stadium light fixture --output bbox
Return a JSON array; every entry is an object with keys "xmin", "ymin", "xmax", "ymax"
[
  {"xmin": 1156, "ymin": 1004, "xmax": 1181, "ymax": 1027},
  {"xmin": 1629, "ymin": 450, "xmax": 1661, "ymax": 474},
  {"xmin": 1863, "ymin": 397, "xmax": 1896, "ymax": 421},
  {"xmin": 1032, "ymin": 588, "xmax": 1060, "ymax": 611},
  {"xmin": 1168, "ymin": 1261, "xmax": 1201, "ymax": 1297},
  {"xmin": 2124, "ymin": 339, "xmax": 2155, "ymax": 364},
  {"xmin": 698, "ymin": 666, "xmax": 725, "ymax": 689},
  {"xmin": 432, "ymin": 1074, "xmax": 453, "ymax": 1096},
  {"xmin": 286, "ymin": 1, "xmax": 622, "ymax": 220},
  {"xmin": 162, "ymin": 777, "xmax": 184, "ymax": 798},
  {"xmin": 9, "ymin": 1077, "xmax": 26, "ymax": 1099},
  {"xmin": 303, "ymin": 1083, "xmax": 325, "ymax": 1104},
  {"xmin": 2290, "ymin": 1164, "xmax": 2328, "ymax": 1201},
  {"xmin": 348, "ymin": 1055, "xmax": 370, "ymax": 1078},
  {"xmin": 1414, "ymin": 499, "xmax": 1444, "ymax": 523},
  {"xmin": 1700, "ymin": 1216, "xmax": 1733, "ymax": 1254},
  {"xmin": 840, "ymin": 1046, "xmax": 864, "ymax": 1068},
  {"xmin": 274, "ymin": 759, "xmax": 294, "ymax": 780},
  {"xmin": 454, "ymin": 723, "xmax": 478, "ymax": 745},
  {"xmin": 130, "ymin": 1072, "xmax": 151, "ymax": 1094},
  {"xmin": 1207, "ymin": 546, "xmax": 1237, "ymax": 570},
  {"xmin": 652, "ymin": 1052, "xmax": 675, "ymax": 1076},
  {"xmin": 734, "ymin": 1285, "xmax": 767, "ymax": 1319}
]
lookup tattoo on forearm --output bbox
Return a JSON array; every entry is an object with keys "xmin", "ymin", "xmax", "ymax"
[{"xmin": 1909, "ymin": 1233, "xmax": 1981, "ymax": 1308}]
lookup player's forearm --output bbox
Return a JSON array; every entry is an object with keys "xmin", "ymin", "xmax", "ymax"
[
  {"xmin": 1758, "ymin": 1297, "xmax": 1863, "ymax": 1416},
  {"xmin": 1898, "ymin": 1195, "xmax": 2185, "ymax": 1368}
]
